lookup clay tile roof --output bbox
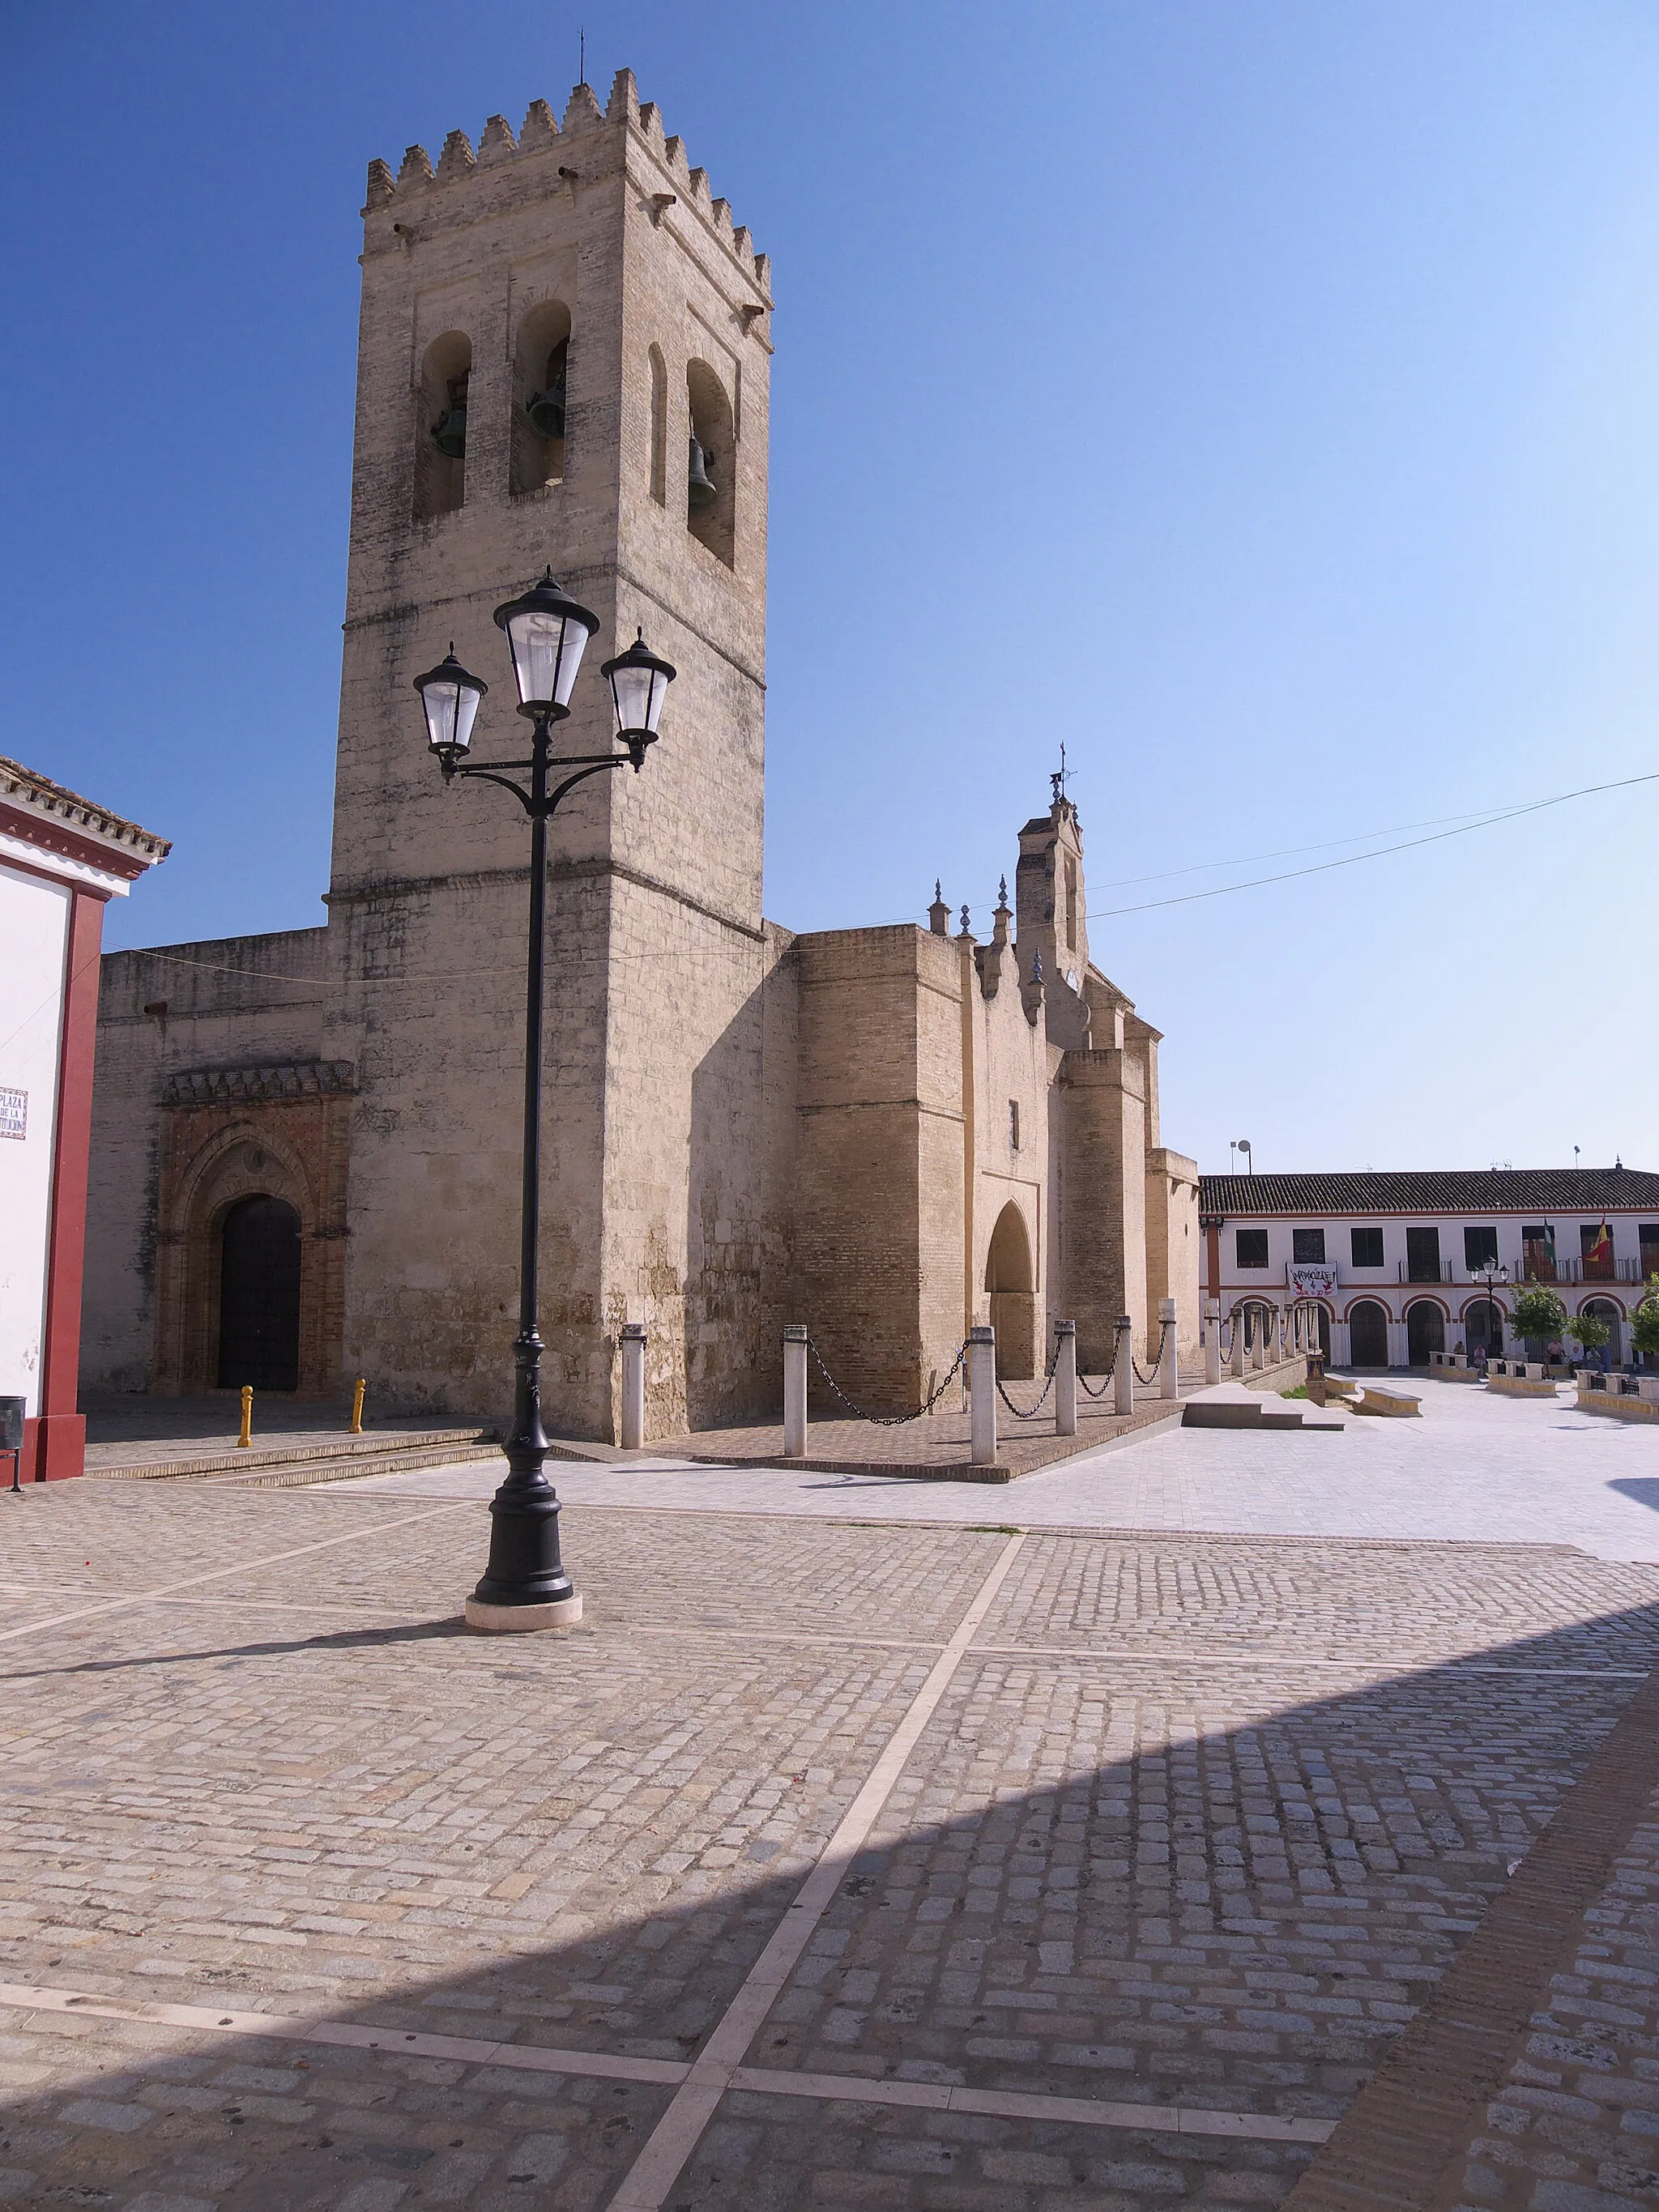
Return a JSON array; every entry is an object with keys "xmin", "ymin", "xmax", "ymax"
[
  {"xmin": 0, "ymin": 755, "xmax": 170, "ymax": 860},
  {"xmin": 1198, "ymin": 1168, "xmax": 1659, "ymax": 1217}
]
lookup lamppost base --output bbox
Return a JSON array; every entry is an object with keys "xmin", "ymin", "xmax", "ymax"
[{"xmin": 464, "ymin": 1592, "xmax": 585, "ymax": 1634}]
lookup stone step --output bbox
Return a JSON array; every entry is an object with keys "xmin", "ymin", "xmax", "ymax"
[
  {"xmin": 95, "ymin": 1429, "xmax": 498, "ymax": 1484},
  {"xmin": 208, "ymin": 1442, "xmax": 505, "ymax": 1489},
  {"xmin": 1183, "ymin": 1386, "xmax": 1345, "ymax": 1434}
]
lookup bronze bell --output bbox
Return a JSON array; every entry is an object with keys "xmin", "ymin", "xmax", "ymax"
[
  {"xmin": 430, "ymin": 400, "xmax": 467, "ymax": 460},
  {"xmin": 525, "ymin": 364, "xmax": 566, "ymax": 441},
  {"xmin": 687, "ymin": 436, "xmax": 717, "ymax": 510}
]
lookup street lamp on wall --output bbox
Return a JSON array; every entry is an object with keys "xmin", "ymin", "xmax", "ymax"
[{"xmin": 413, "ymin": 573, "xmax": 676, "ymax": 1634}]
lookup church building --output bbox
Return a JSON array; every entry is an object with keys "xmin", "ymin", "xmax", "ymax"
[{"xmin": 83, "ymin": 71, "xmax": 1199, "ymax": 1440}]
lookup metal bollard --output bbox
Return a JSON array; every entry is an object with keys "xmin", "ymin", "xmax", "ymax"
[
  {"xmin": 1115, "ymin": 1317, "xmax": 1135, "ymax": 1414},
  {"xmin": 968, "ymin": 1326, "xmax": 997, "ymax": 1466},
  {"xmin": 349, "ymin": 1376, "xmax": 366, "ymax": 1435},
  {"xmin": 783, "ymin": 1324, "xmax": 808, "ymax": 1457},
  {"xmin": 1205, "ymin": 1299, "xmax": 1222, "ymax": 1387},
  {"xmin": 237, "ymin": 1385, "xmax": 253, "ymax": 1449},
  {"xmin": 1055, "ymin": 1319, "xmax": 1077, "ymax": 1436},
  {"xmin": 621, "ymin": 1322, "xmax": 646, "ymax": 1450},
  {"xmin": 1159, "ymin": 1297, "xmax": 1179, "ymax": 1400}
]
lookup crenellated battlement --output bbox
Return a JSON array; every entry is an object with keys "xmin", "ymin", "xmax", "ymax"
[{"xmin": 363, "ymin": 68, "xmax": 770, "ymax": 293}]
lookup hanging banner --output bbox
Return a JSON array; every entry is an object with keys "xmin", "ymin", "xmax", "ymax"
[{"xmin": 1287, "ymin": 1264, "xmax": 1338, "ymax": 1302}]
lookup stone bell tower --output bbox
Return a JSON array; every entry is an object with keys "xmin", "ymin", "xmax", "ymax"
[{"xmin": 323, "ymin": 72, "xmax": 782, "ymax": 1437}]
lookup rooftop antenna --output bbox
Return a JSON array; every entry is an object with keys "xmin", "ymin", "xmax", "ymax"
[
  {"xmin": 1236, "ymin": 1138, "xmax": 1253, "ymax": 1174},
  {"xmin": 578, "ymin": 25, "xmax": 586, "ymax": 83},
  {"xmin": 1574, "ymin": 1144, "xmax": 1580, "ymax": 1169}
]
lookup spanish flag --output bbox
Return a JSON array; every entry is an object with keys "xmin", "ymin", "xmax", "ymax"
[{"xmin": 1588, "ymin": 1219, "xmax": 1614, "ymax": 1269}]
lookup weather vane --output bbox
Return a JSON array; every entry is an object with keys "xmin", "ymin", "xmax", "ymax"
[{"xmin": 1050, "ymin": 741, "xmax": 1070, "ymax": 806}]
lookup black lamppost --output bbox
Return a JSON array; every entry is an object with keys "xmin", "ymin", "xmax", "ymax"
[
  {"xmin": 414, "ymin": 571, "xmax": 676, "ymax": 1631},
  {"xmin": 1471, "ymin": 1258, "xmax": 1509, "ymax": 1364}
]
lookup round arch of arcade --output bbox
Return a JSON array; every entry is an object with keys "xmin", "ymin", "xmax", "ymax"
[
  {"xmin": 1343, "ymin": 1295, "xmax": 1392, "ymax": 1369},
  {"xmin": 1578, "ymin": 1293, "xmax": 1627, "ymax": 1362},
  {"xmin": 154, "ymin": 1114, "xmax": 344, "ymax": 1399},
  {"xmin": 1457, "ymin": 1293, "xmax": 1510, "ymax": 1359}
]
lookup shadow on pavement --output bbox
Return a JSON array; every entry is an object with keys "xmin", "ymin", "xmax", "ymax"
[{"xmin": 0, "ymin": 1509, "xmax": 1654, "ymax": 2209}]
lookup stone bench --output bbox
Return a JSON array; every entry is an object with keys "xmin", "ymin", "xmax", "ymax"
[
  {"xmin": 1426, "ymin": 1352, "xmax": 1482, "ymax": 1383},
  {"xmin": 1353, "ymin": 1385, "xmax": 1422, "ymax": 1418},
  {"xmin": 1486, "ymin": 1359, "xmax": 1559, "ymax": 1399},
  {"xmin": 1574, "ymin": 1372, "xmax": 1659, "ymax": 1421}
]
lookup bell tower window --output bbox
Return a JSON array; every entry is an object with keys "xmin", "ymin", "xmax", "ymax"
[
  {"xmin": 648, "ymin": 344, "xmax": 668, "ymax": 505},
  {"xmin": 511, "ymin": 300, "xmax": 572, "ymax": 497},
  {"xmin": 1064, "ymin": 855, "xmax": 1077, "ymax": 950},
  {"xmin": 414, "ymin": 330, "xmax": 471, "ymax": 520},
  {"xmin": 685, "ymin": 359, "xmax": 735, "ymax": 568}
]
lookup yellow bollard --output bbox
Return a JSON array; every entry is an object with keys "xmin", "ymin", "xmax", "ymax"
[
  {"xmin": 349, "ymin": 1377, "xmax": 366, "ymax": 1435},
  {"xmin": 237, "ymin": 1385, "xmax": 253, "ymax": 1449}
]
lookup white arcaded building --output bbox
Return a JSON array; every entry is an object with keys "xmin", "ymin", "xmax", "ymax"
[{"xmin": 1198, "ymin": 1167, "xmax": 1659, "ymax": 1370}]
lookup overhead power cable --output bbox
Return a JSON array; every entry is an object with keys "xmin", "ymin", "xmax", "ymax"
[{"xmin": 1082, "ymin": 767, "xmax": 1659, "ymax": 921}]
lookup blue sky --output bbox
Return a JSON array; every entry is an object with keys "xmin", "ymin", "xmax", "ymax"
[{"xmin": 7, "ymin": 1, "xmax": 1659, "ymax": 1174}]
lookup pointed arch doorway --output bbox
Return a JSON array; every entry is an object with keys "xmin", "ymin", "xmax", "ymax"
[
  {"xmin": 985, "ymin": 1202, "xmax": 1037, "ymax": 1379},
  {"xmin": 217, "ymin": 1195, "xmax": 303, "ymax": 1391}
]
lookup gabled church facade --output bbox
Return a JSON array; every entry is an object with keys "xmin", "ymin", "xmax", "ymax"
[{"xmin": 83, "ymin": 71, "xmax": 1199, "ymax": 1440}]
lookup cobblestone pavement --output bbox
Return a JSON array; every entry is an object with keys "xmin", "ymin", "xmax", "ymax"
[
  {"xmin": 343, "ymin": 1379, "xmax": 1659, "ymax": 1564},
  {"xmin": 1448, "ymin": 1779, "xmax": 1659, "ymax": 2211},
  {"xmin": 0, "ymin": 1480, "xmax": 1656, "ymax": 2209}
]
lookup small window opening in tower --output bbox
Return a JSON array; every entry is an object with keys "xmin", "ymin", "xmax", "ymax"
[
  {"xmin": 685, "ymin": 359, "xmax": 735, "ymax": 567},
  {"xmin": 511, "ymin": 299, "xmax": 572, "ymax": 498},
  {"xmin": 1009, "ymin": 1100, "xmax": 1021, "ymax": 1153},
  {"xmin": 414, "ymin": 330, "xmax": 471, "ymax": 520},
  {"xmin": 648, "ymin": 345, "xmax": 668, "ymax": 505},
  {"xmin": 1064, "ymin": 855, "xmax": 1077, "ymax": 949}
]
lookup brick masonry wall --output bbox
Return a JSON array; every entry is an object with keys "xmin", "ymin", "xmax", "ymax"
[
  {"xmin": 793, "ymin": 927, "xmax": 944, "ymax": 1415},
  {"xmin": 1147, "ymin": 1144, "xmax": 1203, "ymax": 1365},
  {"xmin": 1057, "ymin": 1045, "xmax": 1149, "ymax": 1370}
]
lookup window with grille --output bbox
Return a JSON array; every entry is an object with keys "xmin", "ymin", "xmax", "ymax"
[
  {"xmin": 1236, "ymin": 1229, "xmax": 1269, "ymax": 1269},
  {"xmin": 1464, "ymin": 1226, "xmax": 1499, "ymax": 1272}
]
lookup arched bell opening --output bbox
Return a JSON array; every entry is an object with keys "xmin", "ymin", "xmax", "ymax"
[
  {"xmin": 1405, "ymin": 1298, "xmax": 1445, "ymax": 1366},
  {"xmin": 414, "ymin": 330, "xmax": 471, "ymax": 520},
  {"xmin": 647, "ymin": 344, "xmax": 668, "ymax": 506},
  {"xmin": 985, "ymin": 1201, "xmax": 1036, "ymax": 1380},
  {"xmin": 216, "ymin": 1194, "xmax": 303, "ymax": 1392},
  {"xmin": 685, "ymin": 359, "xmax": 735, "ymax": 567},
  {"xmin": 1347, "ymin": 1298, "xmax": 1390, "ymax": 1369},
  {"xmin": 511, "ymin": 300, "xmax": 572, "ymax": 497}
]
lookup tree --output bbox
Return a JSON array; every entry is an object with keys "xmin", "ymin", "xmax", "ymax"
[
  {"xmin": 1631, "ymin": 1280, "xmax": 1659, "ymax": 1364},
  {"xmin": 1511, "ymin": 1285, "xmax": 1567, "ymax": 1356}
]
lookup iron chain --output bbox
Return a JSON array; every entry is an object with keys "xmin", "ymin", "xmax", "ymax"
[
  {"xmin": 1077, "ymin": 1323, "xmax": 1124, "ymax": 1399},
  {"xmin": 995, "ymin": 1330, "xmax": 1064, "ymax": 1421},
  {"xmin": 1131, "ymin": 1319, "xmax": 1172, "ymax": 1388},
  {"xmin": 805, "ymin": 1335, "xmax": 969, "ymax": 1426}
]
